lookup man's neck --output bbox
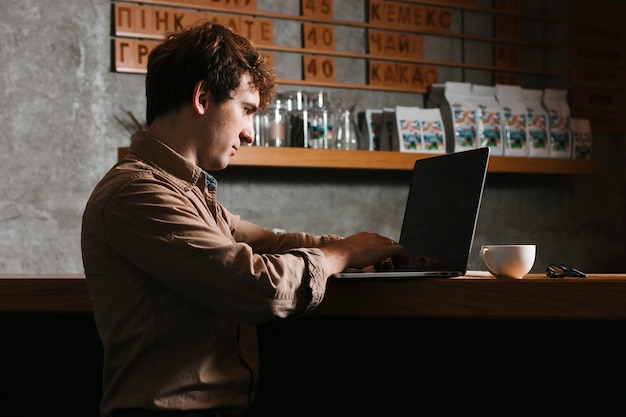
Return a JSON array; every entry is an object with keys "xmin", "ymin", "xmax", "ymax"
[{"xmin": 146, "ymin": 111, "xmax": 198, "ymax": 165}]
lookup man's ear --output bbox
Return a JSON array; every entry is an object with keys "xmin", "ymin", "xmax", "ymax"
[{"xmin": 193, "ymin": 80, "xmax": 210, "ymax": 115}]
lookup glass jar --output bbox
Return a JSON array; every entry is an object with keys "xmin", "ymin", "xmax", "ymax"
[
  {"xmin": 307, "ymin": 91, "xmax": 334, "ymax": 149},
  {"xmin": 252, "ymin": 112, "xmax": 263, "ymax": 146},
  {"xmin": 259, "ymin": 98, "xmax": 288, "ymax": 147},
  {"xmin": 281, "ymin": 91, "xmax": 308, "ymax": 148}
]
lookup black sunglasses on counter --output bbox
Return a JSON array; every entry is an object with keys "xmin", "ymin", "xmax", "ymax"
[{"xmin": 546, "ymin": 264, "xmax": 587, "ymax": 278}]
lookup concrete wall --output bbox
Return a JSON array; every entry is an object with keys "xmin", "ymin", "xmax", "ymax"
[{"xmin": 1, "ymin": 0, "xmax": 624, "ymax": 274}]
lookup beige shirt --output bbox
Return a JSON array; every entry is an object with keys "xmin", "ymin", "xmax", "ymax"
[{"xmin": 81, "ymin": 132, "xmax": 338, "ymax": 416}]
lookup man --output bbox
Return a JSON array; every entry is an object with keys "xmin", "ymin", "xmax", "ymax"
[{"xmin": 81, "ymin": 22, "xmax": 409, "ymax": 417}]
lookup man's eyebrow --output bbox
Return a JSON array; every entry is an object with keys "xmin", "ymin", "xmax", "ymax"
[{"xmin": 243, "ymin": 101, "xmax": 259, "ymax": 111}]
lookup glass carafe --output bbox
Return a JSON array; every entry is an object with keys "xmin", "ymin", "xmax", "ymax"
[{"xmin": 334, "ymin": 108, "xmax": 361, "ymax": 150}]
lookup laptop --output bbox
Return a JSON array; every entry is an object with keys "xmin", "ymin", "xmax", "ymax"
[{"xmin": 336, "ymin": 146, "xmax": 490, "ymax": 278}]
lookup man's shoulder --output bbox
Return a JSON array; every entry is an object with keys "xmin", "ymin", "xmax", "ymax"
[
  {"xmin": 89, "ymin": 156, "xmax": 199, "ymax": 209},
  {"xmin": 87, "ymin": 159, "xmax": 158, "ymax": 205}
]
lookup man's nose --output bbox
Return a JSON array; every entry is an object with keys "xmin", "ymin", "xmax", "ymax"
[{"xmin": 240, "ymin": 128, "xmax": 254, "ymax": 145}]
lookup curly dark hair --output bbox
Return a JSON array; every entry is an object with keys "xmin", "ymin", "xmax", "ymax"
[{"xmin": 145, "ymin": 21, "xmax": 277, "ymax": 126}]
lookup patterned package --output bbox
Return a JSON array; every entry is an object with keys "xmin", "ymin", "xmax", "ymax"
[
  {"xmin": 442, "ymin": 81, "xmax": 477, "ymax": 153},
  {"xmin": 571, "ymin": 118, "xmax": 592, "ymax": 160},
  {"xmin": 543, "ymin": 89, "xmax": 572, "ymax": 158},
  {"xmin": 394, "ymin": 106, "xmax": 422, "ymax": 152},
  {"xmin": 418, "ymin": 108, "xmax": 446, "ymax": 153},
  {"xmin": 496, "ymin": 85, "xmax": 528, "ymax": 157},
  {"xmin": 394, "ymin": 106, "xmax": 446, "ymax": 153},
  {"xmin": 363, "ymin": 109, "xmax": 383, "ymax": 151},
  {"xmin": 381, "ymin": 107, "xmax": 398, "ymax": 151},
  {"xmin": 471, "ymin": 84, "xmax": 504, "ymax": 156},
  {"xmin": 521, "ymin": 88, "xmax": 550, "ymax": 157}
]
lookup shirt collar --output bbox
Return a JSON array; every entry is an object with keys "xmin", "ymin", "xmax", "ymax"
[
  {"xmin": 128, "ymin": 131, "xmax": 211, "ymax": 191},
  {"xmin": 201, "ymin": 169, "xmax": 218, "ymax": 190}
]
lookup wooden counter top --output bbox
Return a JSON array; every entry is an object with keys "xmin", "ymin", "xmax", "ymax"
[
  {"xmin": 2, "ymin": 273, "xmax": 626, "ymax": 320},
  {"xmin": 315, "ymin": 274, "xmax": 626, "ymax": 320}
]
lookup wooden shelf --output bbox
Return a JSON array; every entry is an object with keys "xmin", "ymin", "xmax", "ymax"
[
  {"xmin": 117, "ymin": 146, "xmax": 602, "ymax": 175},
  {"xmin": 224, "ymin": 147, "xmax": 604, "ymax": 175}
]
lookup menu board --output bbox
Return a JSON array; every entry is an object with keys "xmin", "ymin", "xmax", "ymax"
[{"xmin": 110, "ymin": 0, "xmax": 558, "ymax": 94}]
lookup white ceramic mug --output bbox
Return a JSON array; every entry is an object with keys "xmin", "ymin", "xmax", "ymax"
[{"xmin": 480, "ymin": 244, "xmax": 536, "ymax": 279}]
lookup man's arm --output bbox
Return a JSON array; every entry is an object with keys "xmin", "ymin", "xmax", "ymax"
[
  {"xmin": 319, "ymin": 232, "xmax": 409, "ymax": 276},
  {"xmin": 231, "ymin": 218, "xmax": 408, "ymax": 276}
]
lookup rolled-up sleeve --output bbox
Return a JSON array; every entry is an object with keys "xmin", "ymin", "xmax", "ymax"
[{"xmin": 89, "ymin": 171, "xmax": 335, "ymax": 324}]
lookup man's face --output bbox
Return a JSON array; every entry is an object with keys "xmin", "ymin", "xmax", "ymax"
[{"xmin": 197, "ymin": 74, "xmax": 260, "ymax": 171}]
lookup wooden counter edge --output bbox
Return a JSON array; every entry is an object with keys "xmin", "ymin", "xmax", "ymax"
[
  {"xmin": 315, "ymin": 274, "xmax": 626, "ymax": 320},
  {"xmin": 0, "ymin": 274, "xmax": 91, "ymax": 313},
  {"xmin": 2, "ymin": 274, "xmax": 626, "ymax": 319}
]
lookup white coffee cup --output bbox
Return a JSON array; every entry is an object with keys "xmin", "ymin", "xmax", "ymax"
[{"xmin": 479, "ymin": 244, "xmax": 536, "ymax": 279}]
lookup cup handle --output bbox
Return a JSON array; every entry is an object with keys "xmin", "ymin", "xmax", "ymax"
[{"xmin": 480, "ymin": 247, "xmax": 498, "ymax": 276}]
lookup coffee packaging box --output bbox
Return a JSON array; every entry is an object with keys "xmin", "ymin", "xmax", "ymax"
[
  {"xmin": 442, "ymin": 81, "xmax": 477, "ymax": 153},
  {"xmin": 418, "ymin": 108, "xmax": 446, "ymax": 153},
  {"xmin": 543, "ymin": 89, "xmax": 572, "ymax": 158},
  {"xmin": 394, "ymin": 106, "xmax": 422, "ymax": 152},
  {"xmin": 496, "ymin": 85, "xmax": 528, "ymax": 157},
  {"xmin": 571, "ymin": 118, "xmax": 593, "ymax": 160},
  {"xmin": 379, "ymin": 107, "xmax": 398, "ymax": 151},
  {"xmin": 471, "ymin": 84, "xmax": 504, "ymax": 156},
  {"xmin": 394, "ymin": 105, "xmax": 446, "ymax": 153},
  {"xmin": 426, "ymin": 83, "xmax": 452, "ymax": 152},
  {"xmin": 363, "ymin": 109, "xmax": 383, "ymax": 151},
  {"xmin": 357, "ymin": 110, "xmax": 366, "ymax": 149},
  {"xmin": 521, "ymin": 88, "xmax": 550, "ymax": 158}
]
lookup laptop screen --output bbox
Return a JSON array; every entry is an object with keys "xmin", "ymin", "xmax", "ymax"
[{"xmin": 399, "ymin": 147, "xmax": 489, "ymax": 272}]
